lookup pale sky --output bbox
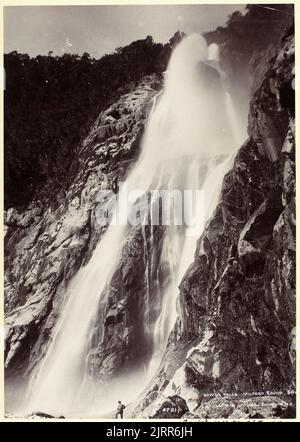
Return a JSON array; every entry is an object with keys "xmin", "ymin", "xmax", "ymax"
[{"xmin": 4, "ymin": 4, "xmax": 246, "ymax": 58}]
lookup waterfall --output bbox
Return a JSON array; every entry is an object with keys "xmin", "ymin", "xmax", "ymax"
[
  {"xmin": 225, "ymin": 91, "xmax": 245, "ymax": 148},
  {"xmin": 25, "ymin": 34, "xmax": 244, "ymax": 417}
]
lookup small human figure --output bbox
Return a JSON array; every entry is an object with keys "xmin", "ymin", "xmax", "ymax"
[
  {"xmin": 243, "ymin": 406, "xmax": 249, "ymax": 415},
  {"xmin": 115, "ymin": 400, "xmax": 125, "ymax": 419}
]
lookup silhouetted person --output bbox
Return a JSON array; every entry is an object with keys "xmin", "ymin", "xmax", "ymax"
[{"xmin": 115, "ymin": 400, "xmax": 125, "ymax": 419}]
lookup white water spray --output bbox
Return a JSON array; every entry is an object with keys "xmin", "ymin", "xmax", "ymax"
[{"xmin": 25, "ymin": 34, "xmax": 244, "ymax": 417}]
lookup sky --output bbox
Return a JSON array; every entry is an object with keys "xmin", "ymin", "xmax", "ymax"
[{"xmin": 4, "ymin": 4, "xmax": 246, "ymax": 58}]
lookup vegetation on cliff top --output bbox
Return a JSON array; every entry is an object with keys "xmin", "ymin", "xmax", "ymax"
[
  {"xmin": 4, "ymin": 36, "xmax": 174, "ymax": 208},
  {"xmin": 204, "ymin": 4, "xmax": 293, "ymax": 76}
]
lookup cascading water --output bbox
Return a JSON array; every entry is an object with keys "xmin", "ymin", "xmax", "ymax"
[
  {"xmin": 225, "ymin": 91, "xmax": 245, "ymax": 147},
  {"xmin": 25, "ymin": 33, "xmax": 244, "ymax": 417}
]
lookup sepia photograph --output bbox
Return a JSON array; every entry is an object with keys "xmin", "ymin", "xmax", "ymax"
[{"xmin": 2, "ymin": 1, "xmax": 296, "ymax": 421}]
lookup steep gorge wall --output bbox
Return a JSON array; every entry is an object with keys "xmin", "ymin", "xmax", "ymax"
[
  {"xmin": 4, "ymin": 75, "xmax": 161, "ymax": 377},
  {"xmin": 134, "ymin": 30, "xmax": 295, "ymax": 419}
]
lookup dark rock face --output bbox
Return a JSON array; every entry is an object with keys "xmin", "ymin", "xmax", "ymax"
[
  {"xmin": 134, "ymin": 32, "xmax": 295, "ymax": 418},
  {"xmin": 86, "ymin": 222, "xmax": 166, "ymax": 380},
  {"xmin": 4, "ymin": 75, "xmax": 161, "ymax": 377}
]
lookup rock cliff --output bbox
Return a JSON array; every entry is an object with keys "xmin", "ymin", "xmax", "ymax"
[
  {"xmin": 133, "ymin": 29, "xmax": 295, "ymax": 419},
  {"xmin": 4, "ymin": 75, "xmax": 161, "ymax": 377}
]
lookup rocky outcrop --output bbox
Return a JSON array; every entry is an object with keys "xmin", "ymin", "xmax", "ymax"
[
  {"xmin": 134, "ymin": 31, "xmax": 295, "ymax": 419},
  {"xmin": 86, "ymin": 221, "xmax": 166, "ymax": 380},
  {"xmin": 4, "ymin": 75, "xmax": 161, "ymax": 377}
]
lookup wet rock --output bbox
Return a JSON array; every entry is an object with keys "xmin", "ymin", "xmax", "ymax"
[
  {"xmin": 136, "ymin": 30, "xmax": 295, "ymax": 419},
  {"xmin": 86, "ymin": 223, "xmax": 166, "ymax": 380},
  {"xmin": 238, "ymin": 192, "xmax": 283, "ymax": 265}
]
